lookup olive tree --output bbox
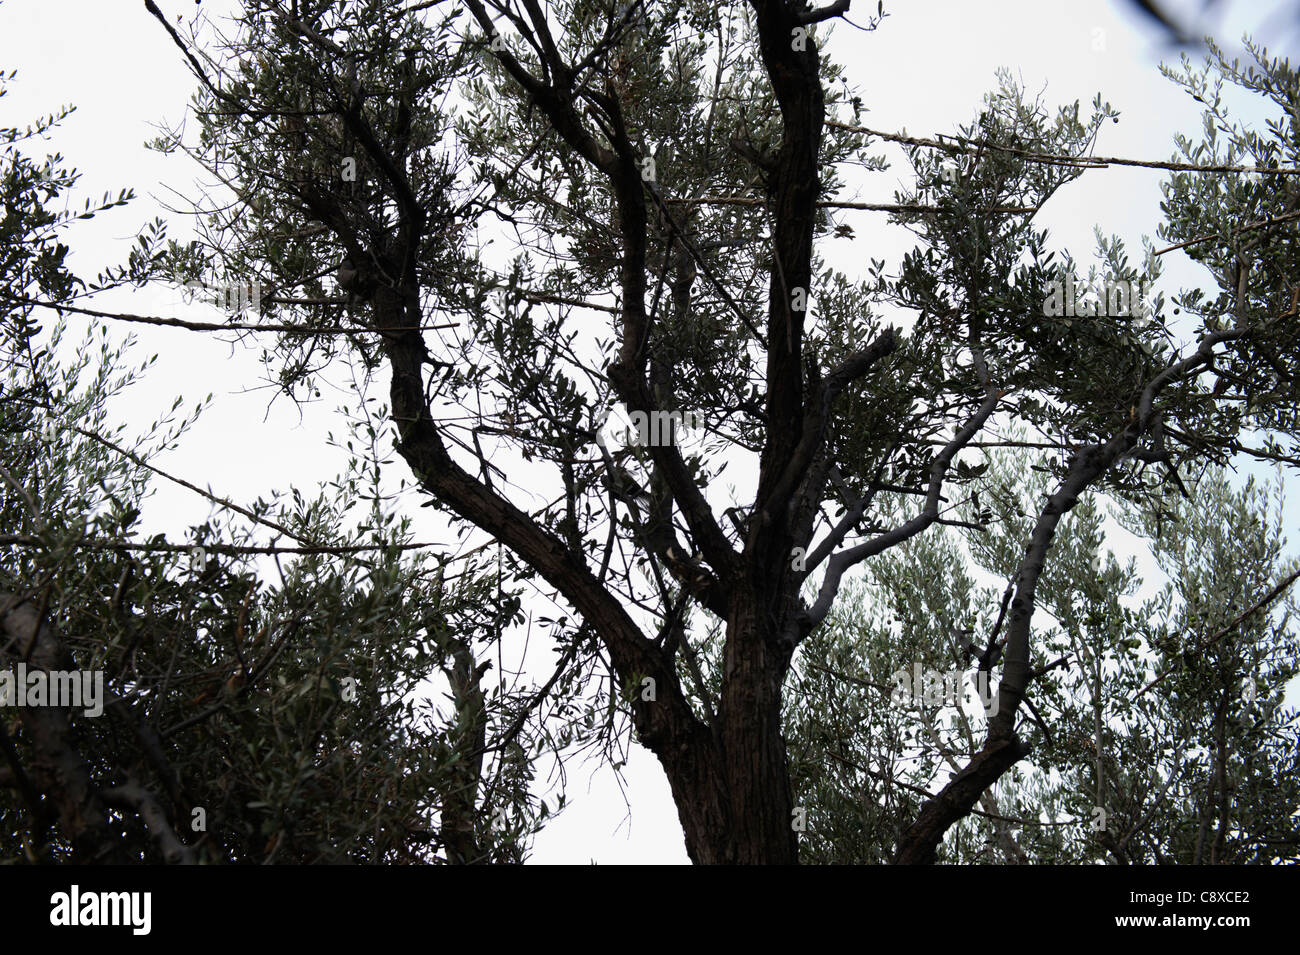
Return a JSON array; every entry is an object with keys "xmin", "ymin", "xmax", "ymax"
[
  {"xmin": 0, "ymin": 65, "xmax": 564, "ymax": 863},
  {"xmin": 144, "ymin": 0, "xmax": 1300, "ymax": 863}
]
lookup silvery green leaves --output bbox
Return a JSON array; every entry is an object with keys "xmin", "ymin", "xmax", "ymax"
[
  {"xmin": 1156, "ymin": 42, "xmax": 1300, "ymax": 460},
  {"xmin": 122, "ymin": 0, "xmax": 1300, "ymax": 865},
  {"xmin": 788, "ymin": 435, "xmax": 1298, "ymax": 863},
  {"xmin": 174, "ymin": 2, "xmax": 470, "ymax": 402},
  {"xmin": 1112, "ymin": 469, "xmax": 1300, "ymax": 862},
  {"xmin": 854, "ymin": 73, "xmax": 1135, "ymax": 508},
  {"xmin": 0, "ymin": 95, "xmax": 101, "ymax": 381},
  {"xmin": 0, "ymin": 312, "xmax": 564, "ymax": 862}
]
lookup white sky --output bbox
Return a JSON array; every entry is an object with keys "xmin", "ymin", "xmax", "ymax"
[{"xmin": 0, "ymin": 0, "xmax": 1295, "ymax": 864}]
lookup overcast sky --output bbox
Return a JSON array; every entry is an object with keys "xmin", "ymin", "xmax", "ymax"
[{"xmin": 0, "ymin": 0, "xmax": 1295, "ymax": 864}]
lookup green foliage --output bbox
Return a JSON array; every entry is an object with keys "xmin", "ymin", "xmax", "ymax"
[
  {"xmin": 71, "ymin": 0, "xmax": 1300, "ymax": 864},
  {"xmin": 0, "ymin": 313, "xmax": 562, "ymax": 862},
  {"xmin": 0, "ymin": 72, "xmax": 570, "ymax": 863},
  {"xmin": 790, "ymin": 449, "xmax": 1299, "ymax": 863}
]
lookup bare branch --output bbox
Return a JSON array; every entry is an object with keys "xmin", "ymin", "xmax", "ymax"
[
  {"xmin": 827, "ymin": 119, "xmax": 1300, "ymax": 176},
  {"xmin": 793, "ymin": 0, "xmax": 851, "ymax": 26},
  {"xmin": 8, "ymin": 295, "xmax": 457, "ymax": 336},
  {"xmin": 102, "ymin": 781, "xmax": 197, "ymax": 864},
  {"xmin": 801, "ymin": 385, "xmax": 1004, "ymax": 636}
]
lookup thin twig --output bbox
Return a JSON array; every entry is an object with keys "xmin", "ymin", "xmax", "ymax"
[
  {"xmin": 6, "ymin": 296, "xmax": 458, "ymax": 335},
  {"xmin": 827, "ymin": 119, "xmax": 1300, "ymax": 177},
  {"xmin": 663, "ymin": 195, "xmax": 1037, "ymax": 215},
  {"xmin": 0, "ymin": 534, "xmax": 443, "ymax": 556}
]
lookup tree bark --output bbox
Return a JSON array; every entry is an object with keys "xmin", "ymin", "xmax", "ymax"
[
  {"xmin": 662, "ymin": 602, "xmax": 797, "ymax": 865},
  {"xmin": 894, "ymin": 736, "xmax": 1029, "ymax": 864},
  {"xmin": 717, "ymin": 600, "xmax": 798, "ymax": 863}
]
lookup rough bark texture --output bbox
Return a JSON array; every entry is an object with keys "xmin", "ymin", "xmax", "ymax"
[
  {"xmin": 894, "ymin": 736, "xmax": 1030, "ymax": 864},
  {"xmin": 439, "ymin": 634, "xmax": 488, "ymax": 864}
]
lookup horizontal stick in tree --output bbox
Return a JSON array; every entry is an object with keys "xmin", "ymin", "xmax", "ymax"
[
  {"xmin": 827, "ymin": 119, "xmax": 1300, "ymax": 176},
  {"xmin": 662, "ymin": 194, "xmax": 1039, "ymax": 214},
  {"xmin": 5, "ymin": 296, "xmax": 459, "ymax": 335},
  {"xmin": 0, "ymin": 535, "xmax": 444, "ymax": 556}
]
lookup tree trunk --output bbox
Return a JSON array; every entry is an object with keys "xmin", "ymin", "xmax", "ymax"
[
  {"xmin": 438, "ymin": 632, "xmax": 487, "ymax": 864},
  {"xmin": 894, "ymin": 736, "xmax": 1029, "ymax": 864},
  {"xmin": 669, "ymin": 603, "xmax": 797, "ymax": 865}
]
